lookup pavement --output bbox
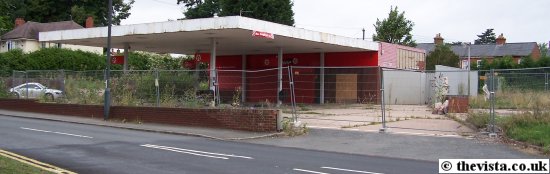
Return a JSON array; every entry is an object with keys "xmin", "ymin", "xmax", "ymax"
[
  {"xmin": 285, "ymin": 104, "xmax": 476, "ymax": 136},
  {"xmin": 0, "ymin": 109, "xmax": 280, "ymax": 140}
]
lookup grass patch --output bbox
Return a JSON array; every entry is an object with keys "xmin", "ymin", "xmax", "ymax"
[
  {"xmin": 499, "ymin": 112, "xmax": 550, "ymax": 152},
  {"xmin": 0, "ymin": 155, "xmax": 55, "ymax": 174}
]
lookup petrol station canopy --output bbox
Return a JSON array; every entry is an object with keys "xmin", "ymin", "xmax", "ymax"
[{"xmin": 39, "ymin": 16, "xmax": 378, "ymax": 55}]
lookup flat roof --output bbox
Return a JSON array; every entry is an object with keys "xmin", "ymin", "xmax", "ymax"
[{"xmin": 40, "ymin": 16, "xmax": 378, "ymax": 55}]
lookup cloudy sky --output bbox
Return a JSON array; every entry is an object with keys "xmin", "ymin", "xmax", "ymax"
[{"xmin": 122, "ymin": 0, "xmax": 550, "ymax": 44}]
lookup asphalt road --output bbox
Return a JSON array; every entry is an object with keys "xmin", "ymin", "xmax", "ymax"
[{"xmin": 0, "ymin": 116, "xmax": 434, "ymax": 174}]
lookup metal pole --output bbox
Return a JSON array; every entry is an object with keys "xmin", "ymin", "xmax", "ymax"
[
  {"xmin": 379, "ymin": 67, "xmax": 386, "ymax": 132},
  {"xmin": 490, "ymin": 69, "xmax": 496, "ymax": 136},
  {"xmin": 320, "ymin": 52, "xmax": 325, "ymax": 104},
  {"xmin": 545, "ymin": 73, "xmax": 548, "ymax": 91},
  {"xmin": 287, "ymin": 66, "xmax": 298, "ymax": 123},
  {"xmin": 241, "ymin": 55, "xmax": 246, "ymax": 103},
  {"xmin": 209, "ymin": 38, "xmax": 217, "ymax": 106},
  {"xmin": 215, "ymin": 69, "xmax": 220, "ymax": 106},
  {"xmin": 467, "ymin": 43, "xmax": 471, "ymax": 97},
  {"xmin": 362, "ymin": 28, "xmax": 365, "ymax": 40},
  {"xmin": 277, "ymin": 47, "xmax": 283, "ymax": 106},
  {"xmin": 103, "ymin": 0, "xmax": 113, "ymax": 120},
  {"xmin": 25, "ymin": 71, "xmax": 28, "ymax": 99},
  {"xmin": 155, "ymin": 69, "xmax": 160, "ymax": 107}
]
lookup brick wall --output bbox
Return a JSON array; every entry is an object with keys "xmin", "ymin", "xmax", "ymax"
[{"xmin": 0, "ymin": 99, "xmax": 279, "ymax": 132}]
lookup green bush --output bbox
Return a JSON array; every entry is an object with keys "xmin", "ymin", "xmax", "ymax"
[{"xmin": 0, "ymin": 48, "xmax": 187, "ymax": 74}]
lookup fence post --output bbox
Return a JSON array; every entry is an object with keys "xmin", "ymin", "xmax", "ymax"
[
  {"xmin": 489, "ymin": 69, "xmax": 497, "ymax": 137},
  {"xmin": 155, "ymin": 69, "xmax": 160, "ymax": 107},
  {"xmin": 545, "ymin": 73, "xmax": 548, "ymax": 91},
  {"xmin": 25, "ymin": 71, "xmax": 28, "ymax": 99},
  {"xmin": 379, "ymin": 67, "xmax": 387, "ymax": 133},
  {"xmin": 287, "ymin": 66, "xmax": 298, "ymax": 124},
  {"xmin": 214, "ymin": 69, "xmax": 220, "ymax": 106},
  {"xmin": 60, "ymin": 69, "xmax": 65, "ymax": 92}
]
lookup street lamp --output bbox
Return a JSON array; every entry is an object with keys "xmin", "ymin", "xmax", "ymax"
[
  {"xmin": 104, "ymin": 0, "xmax": 113, "ymax": 120},
  {"xmin": 462, "ymin": 42, "xmax": 471, "ymax": 96}
]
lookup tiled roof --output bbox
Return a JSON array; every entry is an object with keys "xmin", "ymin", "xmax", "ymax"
[
  {"xmin": 1, "ymin": 21, "xmax": 83, "ymax": 40},
  {"xmin": 416, "ymin": 42, "xmax": 537, "ymax": 58}
]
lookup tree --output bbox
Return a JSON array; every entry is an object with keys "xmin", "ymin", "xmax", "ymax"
[
  {"xmin": 474, "ymin": 29, "xmax": 496, "ymax": 45},
  {"xmin": 539, "ymin": 43, "xmax": 548, "ymax": 57},
  {"xmin": 218, "ymin": 0, "xmax": 294, "ymax": 26},
  {"xmin": 537, "ymin": 56, "xmax": 550, "ymax": 67},
  {"xmin": 177, "ymin": 0, "xmax": 220, "ymax": 19},
  {"xmin": 478, "ymin": 58, "xmax": 490, "ymax": 70},
  {"xmin": 372, "ymin": 6, "xmax": 416, "ymax": 47},
  {"xmin": 177, "ymin": 0, "xmax": 295, "ymax": 26},
  {"xmin": 425, "ymin": 44, "xmax": 460, "ymax": 70},
  {"xmin": 491, "ymin": 56, "xmax": 516, "ymax": 69},
  {"xmin": 519, "ymin": 55, "xmax": 535, "ymax": 68},
  {"xmin": 2, "ymin": 0, "xmax": 134, "ymax": 27}
]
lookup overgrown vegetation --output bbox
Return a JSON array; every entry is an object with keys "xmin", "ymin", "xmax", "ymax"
[
  {"xmin": 281, "ymin": 117, "xmax": 308, "ymax": 136},
  {"xmin": 467, "ymin": 89, "xmax": 550, "ymax": 153},
  {"xmin": 470, "ymin": 90, "xmax": 550, "ymax": 109},
  {"xmin": 500, "ymin": 112, "xmax": 550, "ymax": 152}
]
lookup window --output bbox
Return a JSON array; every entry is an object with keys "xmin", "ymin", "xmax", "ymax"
[
  {"xmin": 6, "ymin": 40, "xmax": 14, "ymax": 50},
  {"xmin": 518, "ymin": 58, "xmax": 522, "ymax": 64},
  {"xmin": 462, "ymin": 60, "xmax": 469, "ymax": 69},
  {"xmin": 476, "ymin": 60, "xmax": 481, "ymax": 67},
  {"xmin": 57, "ymin": 43, "xmax": 62, "ymax": 48},
  {"xmin": 41, "ymin": 42, "xmax": 46, "ymax": 48}
]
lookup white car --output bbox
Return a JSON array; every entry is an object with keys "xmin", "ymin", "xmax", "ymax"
[{"xmin": 9, "ymin": 82, "xmax": 63, "ymax": 100}]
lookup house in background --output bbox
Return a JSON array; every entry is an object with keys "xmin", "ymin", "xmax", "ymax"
[
  {"xmin": 0, "ymin": 17, "xmax": 103, "ymax": 54},
  {"xmin": 417, "ymin": 33, "xmax": 540, "ymax": 69}
]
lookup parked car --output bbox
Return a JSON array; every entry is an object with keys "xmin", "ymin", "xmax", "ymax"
[{"xmin": 9, "ymin": 82, "xmax": 63, "ymax": 100}]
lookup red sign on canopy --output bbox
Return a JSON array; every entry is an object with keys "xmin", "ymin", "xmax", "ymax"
[
  {"xmin": 111, "ymin": 56, "xmax": 124, "ymax": 64},
  {"xmin": 252, "ymin": 31, "xmax": 275, "ymax": 39}
]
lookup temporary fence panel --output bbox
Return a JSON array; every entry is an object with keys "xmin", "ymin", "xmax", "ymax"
[{"xmin": 288, "ymin": 66, "xmax": 383, "ymax": 129}]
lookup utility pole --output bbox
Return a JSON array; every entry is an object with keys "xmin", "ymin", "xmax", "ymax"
[
  {"xmin": 104, "ymin": 0, "xmax": 113, "ymax": 120},
  {"xmin": 362, "ymin": 28, "xmax": 365, "ymax": 40},
  {"xmin": 467, "ymin": 42, "xmax": 471, "ymax": 97}
]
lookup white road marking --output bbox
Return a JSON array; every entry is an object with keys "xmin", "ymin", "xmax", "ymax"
[
  {"xmin": 322, "ymin": 166, "xmax": 384, "ymax": 174},
  {"xmin": 20, "ymin": 127, "xmax": 93, "ymax": 139},
  {"xmin": 141, "ymin": 144, "xmax": 228, "ymax": 159},
  {"xmin": 293, "ymin": 168, "xmax": 330, "ymax": 174},
  {"xmin": 141, "ymin": 144, "xmax": 254, "ymax": 160}
]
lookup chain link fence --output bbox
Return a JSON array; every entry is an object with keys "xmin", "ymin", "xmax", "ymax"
[{"xmin": 1, "ymin": 69, "xmax": 286, "ymax": 109}]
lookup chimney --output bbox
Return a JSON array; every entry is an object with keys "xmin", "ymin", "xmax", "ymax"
[
  {"xmin": 496, "ymin": 33, "xmax": 506, "ymax": 45},
  {"xmin": 15, "ymin": 18, "xmax": 25, "ymax": 28},
  {"xmin": 434, "ymin": 33, "xmax": 444, "ymax": 45},
  {"xmin": 85, "ymin": 16, "xmax": 94, "ymax": 28}
]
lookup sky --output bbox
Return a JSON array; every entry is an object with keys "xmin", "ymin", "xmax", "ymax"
[{"xmin": 122, "ymin": 0, "xmax": 550, "ymax": 44}]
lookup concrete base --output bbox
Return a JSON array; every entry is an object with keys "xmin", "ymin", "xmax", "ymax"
[
  {"xmin": 293, "ymin": 121, "xmax": 303, "ymax": 128},
  {"xmin": 489, "ymin": 133, "xmax": 498, "ymax": 138}
]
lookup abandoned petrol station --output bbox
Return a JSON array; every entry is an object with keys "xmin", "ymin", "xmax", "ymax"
[{"xmin": 39, "ymin": 16, "xmax": 426, "ymax": 105}]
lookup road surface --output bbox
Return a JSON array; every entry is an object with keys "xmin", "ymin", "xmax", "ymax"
[{"xmin": 0, "ymin": 115, "xmax": 434, "ymax": 174}]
